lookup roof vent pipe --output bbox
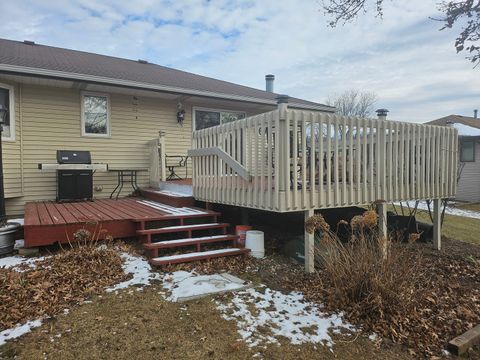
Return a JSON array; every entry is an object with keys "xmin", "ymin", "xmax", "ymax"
[
  {"xmin": 376, "ymin": 108, "xmax": 389, "ymax": 121},
  {"xmin": 474, "ymin": 109, "xmax": 478, "ymax": 119},
  {"xmin": 265, "ymin": 74, "xmax": 275, "ymax": 92}
]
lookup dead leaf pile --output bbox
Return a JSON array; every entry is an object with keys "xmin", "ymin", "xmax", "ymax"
[
  {"xmin": 0, "ymin": 243, "xmax": 129, "ymax": 330},
  {"xmin": 164, "ymin": 253, "xmax": 257, "ymax": 275},
  {"xmin": 284, "ymin": 240, "xmax": 480, "ymax": 358}
]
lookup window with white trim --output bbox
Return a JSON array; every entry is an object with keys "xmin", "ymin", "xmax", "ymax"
[
  {"xmin": 0, "ymin": 84, "xmax": 15, "ymax": 141},
  {"xmin": 81, "ymin": 92, "xmax": 110, "ymax": 136},
  {"xmin": 193, "ymin": 107, "xmax": 246, "ymax": 130},
  {"xmin": 460, "ymin": 139, "xmax": 475, "ymax": 162}
]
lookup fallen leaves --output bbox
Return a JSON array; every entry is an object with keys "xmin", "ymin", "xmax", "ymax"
[
  {"xmin": 0, "ymin": 242, "xmax": 129, "ymax": 330},
  {"xmin": 284, "ymin": 240, "xmax": 480, "ymax": 358}
]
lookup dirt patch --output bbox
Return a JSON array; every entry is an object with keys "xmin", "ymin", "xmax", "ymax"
[{"xmin": 0, "ymin": 287, "xmax": 412, "ymax": 360}]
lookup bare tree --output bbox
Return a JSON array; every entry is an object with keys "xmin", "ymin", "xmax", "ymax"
[
  {"xmin": 326, "ymin": 89, "xmax": 378, "ymax": 117},
  {"xmin": 322, "ymin": 0, "xmax": 480, "ymax": 67}
]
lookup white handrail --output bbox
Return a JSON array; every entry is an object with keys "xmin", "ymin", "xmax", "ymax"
[{"xmin": 190, "ymin": 109, "xmax": 458, "ymax": 212}]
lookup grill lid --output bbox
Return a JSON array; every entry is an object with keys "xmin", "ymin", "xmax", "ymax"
[{"xmin": 56, "ymin": 150, "xmax": 91, "ymax": 164}]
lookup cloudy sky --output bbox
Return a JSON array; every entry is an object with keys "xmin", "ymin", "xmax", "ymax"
[{"xmin": 0, "ymin": 0, "xmax": 478, "ymax": 122}]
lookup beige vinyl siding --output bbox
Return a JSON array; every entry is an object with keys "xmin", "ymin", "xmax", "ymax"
[
  {"xmin": 456, "ymin": 137, "xmax": 480, "ymax": 202},
  {"xmin": 3, "ymin": 81, "xmax": 22, "ymax": 199},
  {"xmin": 5, "ymin": 82, "xmax": 193, "ymax": 216}
]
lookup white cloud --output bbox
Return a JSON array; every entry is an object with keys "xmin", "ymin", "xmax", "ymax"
[{"xmin": 0, "ymin": 0, "xmax": 478, "ymax": 122}]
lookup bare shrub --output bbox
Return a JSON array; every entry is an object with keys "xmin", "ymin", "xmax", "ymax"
[{"xmin": 306, "ymin": 212, "xmax": 422, "ymax": 324}]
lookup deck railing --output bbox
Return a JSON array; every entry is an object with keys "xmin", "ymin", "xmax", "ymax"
[
  {"xmin": 189, "ymin": 107, "xmax": 458, "ymax": 212},
  {"xmin": 149, "ymin": 131, "xmax": 167, "ymax": 188}
]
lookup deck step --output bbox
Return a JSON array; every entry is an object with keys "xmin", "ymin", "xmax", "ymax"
[
  {"xmin": 150, "ymin": 248, "xmax": 250, "ymax": 265},
  {"xmin": 139, "ymin": 188, "xmax": 194, "ymax": 207},
  {"xmin": 144, "ymin": 235, "xmax": 238, "ymax": 249},
  {"xmin": 137, "ymin": 222, "xmax": 229, "ymax": 235}
]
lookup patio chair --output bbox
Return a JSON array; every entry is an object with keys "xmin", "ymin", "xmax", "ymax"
[{"xmin": 165, "ymin": 154, "xmax": 188, "ymax": 180}]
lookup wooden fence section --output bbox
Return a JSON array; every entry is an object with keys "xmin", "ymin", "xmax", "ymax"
[{"xmin": 189, "ymin": 107, "xmax": 458, "ymax": 212}]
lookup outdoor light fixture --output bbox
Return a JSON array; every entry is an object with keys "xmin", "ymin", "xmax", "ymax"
[
  {"xmin": 176, "ymin": 99, "xmax": 185, "ymax": 125},
  {"xmin": 0, "ymin": 104, "xmax": 7, "ymax": 226}
]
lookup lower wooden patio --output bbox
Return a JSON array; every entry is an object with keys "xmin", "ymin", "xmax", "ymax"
[{"xmin": 24, "ymin": 197, "xmax": 219, "ymax": 247}]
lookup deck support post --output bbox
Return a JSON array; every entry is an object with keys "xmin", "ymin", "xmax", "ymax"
[
  {"xmin": 433, "ymin": 198, "xmax": 441, "ymax": 250},
  {"xmin": 304, "ymin": 209, "xmax": 315, "ymax": 273},
  {"xmin": 376, "ymin": 201, "xmax": 388, "ymax": 256}
]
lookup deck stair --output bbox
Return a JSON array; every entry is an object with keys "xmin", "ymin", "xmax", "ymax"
[{"xmin": 135, "ymin": 196, "xmax": 249, "ymax": 265}]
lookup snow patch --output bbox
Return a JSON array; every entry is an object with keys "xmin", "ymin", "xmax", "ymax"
[
  {"xmin": 8, "ymin": 218, "xmax": 24, "ymax": 226},
  {"xmin": 0, "ymin": 319, "xmax": 43, "ymax": 346},
  {"xmin": 397, "ymin": 200, "xmax": 480, "ymax": 220},
  {"xmin": 137, "ymin": 200, "xmax": 207, "ymax": 215},
  {"xmin": 0, "ymin": 255, "xmax": 44, "ymax": 270},
  {"xmin": 216, "ymin": 287, "xmax": 352, "ymax": 348},
  {"xmin": 162, "ymin": 271, "xmax": 248, "ymax": 302},
  {"xmin": 453, "ymin": 123, "xmax": 480, "ymax": 137},
  {"xmin": 155, "ymin": 190, "xmax": 192, "ymax": 198},
  {"xmin": 107, "ymin": 252, "xmax": 161, "ymax": 292}
]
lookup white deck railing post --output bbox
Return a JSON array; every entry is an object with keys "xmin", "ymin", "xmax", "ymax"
[
  {"xmin": 159, "ymin": 131, "xmax": 167, "ymax": 182},
  {"xmin": 276, "ymin": 95, "xmax": 289, "ymax": 210}
]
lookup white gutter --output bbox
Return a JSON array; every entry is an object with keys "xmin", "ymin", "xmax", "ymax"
[{"xmin": 0, "ymin": 64, "xmax": 334, "ymax": 112}]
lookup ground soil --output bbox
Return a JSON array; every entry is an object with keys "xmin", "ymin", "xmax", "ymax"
[
  {"xmin": 0, "ymin": 287, "xmax": 412, "ymax": 360},
  {"xmin": 0, "ymin": 232, "xmax": 479, "ymax": 359}
]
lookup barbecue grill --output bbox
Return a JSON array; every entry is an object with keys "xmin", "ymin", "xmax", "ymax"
[{"xmin": 38, "ymin": 150, "xmax": 108, "ymax": 202}]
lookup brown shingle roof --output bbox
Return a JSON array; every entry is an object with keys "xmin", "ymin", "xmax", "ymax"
[
  {"xmin": 0, "ymin": 38, "xmax": 333, "ymax": 111},
  {"xmin": 426, "ymin": 115, "xmax": 480, "ymax": 129}
]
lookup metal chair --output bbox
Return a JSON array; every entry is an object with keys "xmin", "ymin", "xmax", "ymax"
[{"xmin": 165, "ymin": 154, "xmax": 188, "ymax": 180}]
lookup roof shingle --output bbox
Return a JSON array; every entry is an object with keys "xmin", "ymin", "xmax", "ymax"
[{"xmin": 0, "ymin": 38, "xmax": 333, "ymax": 111}]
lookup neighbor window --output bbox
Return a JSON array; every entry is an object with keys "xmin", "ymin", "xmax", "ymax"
[
  {"xmin": 460, "ymin": 140, "xmax": 475, "ymax": 162},
  {"xmin": 81, "ymin": 92, "xmax": 110, "ymax": 136},
  {"xmin": 194, "ymin": 108, "xmax": 246, "ymax": 130},
  {"xmin": 0, "ymin": 84, "xmax": 15, "ymax": 140}
]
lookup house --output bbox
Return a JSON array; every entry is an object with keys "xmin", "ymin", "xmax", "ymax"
[
  {"xmin": 0, "ymin": 38, "xmax": 333, "ymax": 217},
  {"xmin": 0, "ymin": 38, "xmax": 457, "ymax": 271},
  {"xmin": 426, "ymin": 113, "xmax": 480, "ymax": 202}
]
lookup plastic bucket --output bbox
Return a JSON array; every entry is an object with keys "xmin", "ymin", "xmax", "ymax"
[
  {"xmin": 245, "ymin": 230, "xmax": 265, "ymax": 259},
  {"xmin": 235, "ymin": 225, "xmax": 252, "ymax": 248},
  {"xmin": 0, "ymin": 222, "xmax": 22, "ymax": 255}
]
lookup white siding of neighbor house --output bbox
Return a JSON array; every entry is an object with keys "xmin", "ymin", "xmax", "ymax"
[
  {"xmin": 3, "ymin": 82, "xmax": 194, "ymax": 216},
  {"xmin": 456, "ymin": 137, "xmax": 480, "ymax": 202}
]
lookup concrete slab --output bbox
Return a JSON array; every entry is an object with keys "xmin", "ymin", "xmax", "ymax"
[{"xmin": 163, "ymin": 271, "xmax": 250, "ymax": 302}]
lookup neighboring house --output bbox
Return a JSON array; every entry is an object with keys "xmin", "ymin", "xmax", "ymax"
[
  {"xmin": 426, "ymin": 114, "xmax": 480, "ymax": 202},
  {"xmin": 0, "ymin": 38, "xmax": 334, "ymax": 216}
]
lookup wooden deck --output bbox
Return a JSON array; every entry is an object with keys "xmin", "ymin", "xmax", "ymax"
[{"xmin": 24, "ymin": 197, "xmax": 218, "ymax": 247}]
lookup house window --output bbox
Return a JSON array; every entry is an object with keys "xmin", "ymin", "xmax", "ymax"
[
  {"xmin": 0, "ymin": 84, "xmax": 15, "ymax": 141},
  {"xmin": 81, "ymin": 92, "xmax": 110, "ymax": 136},
  {"xmin": 460, "ymin": 139, "xmax": 475, "ymax": 162},
  {"xmin": 194, "ymin": 107, "xmax": 246, "ymax": 130}
]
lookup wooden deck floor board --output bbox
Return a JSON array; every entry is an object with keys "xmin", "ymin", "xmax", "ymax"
[
  {"xmin": 23, "ymin": 197, "xmax": 218, "ymax": 248},
  {"xmin": 44, "ymin": 202, "xmax": 67, "ymax": 225}
]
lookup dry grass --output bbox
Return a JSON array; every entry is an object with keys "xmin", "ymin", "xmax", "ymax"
[
  {"xmin": 415, "ymin": 210, "xmax": 480, "ymax": 245},
  {"xmin": 308, "ymin": 212, "xmax": 422, "ymax": 328},
  {"xmin": 0, "ymin": 287, "xmax": 413, "ymax": 360},
  {"xmin": 453, "ymin": 202, "xmax": 480, "ymax": 212},
  {"xmin": 299, "ymin": 211, "xmax": 480, "ymax": 357}
]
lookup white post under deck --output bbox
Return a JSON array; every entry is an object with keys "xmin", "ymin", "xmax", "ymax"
[
  {"xmin": 433, "ymin": 198, "xmax": 442, "ymax": 250},
  {"xmin": 376, "ymin": 201, "xmax": 388, "ymax": 256},
  {"xmin": 304, "ymin": 208, "xmax": 315, "ymax": 273}
]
